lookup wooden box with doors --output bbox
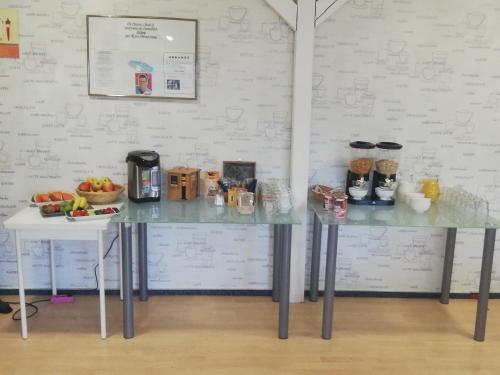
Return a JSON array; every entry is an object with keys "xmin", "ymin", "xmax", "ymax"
[{"xmin": 167, "ymin": 167, "xmax": 201, "ymax": 200}]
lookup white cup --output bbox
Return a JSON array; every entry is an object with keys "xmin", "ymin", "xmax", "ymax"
[
  {"xmin": 398, "ymin": 181, "xmax": 417, "ymax": 201},
  {"xmin": 410, "ymin": 197, "xmax": 431, "ymax": 213}
]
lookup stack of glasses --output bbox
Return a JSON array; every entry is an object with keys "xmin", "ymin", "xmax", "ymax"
[
  {"xmin": 439, "ymin": 186, "xmax": 490, "ymax": 220},
  {"xmin": 259, "ymin": 183, "xmax": 293, "ymax": 214}
]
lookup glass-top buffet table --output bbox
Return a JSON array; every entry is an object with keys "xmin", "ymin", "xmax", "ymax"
[
  {"xmin": 111, "ymin": 198, "xmax": 301, "ymax": 339},
  {"xmin": 308, "ymin": 196, "xmax": 500, "ymax": 341}
]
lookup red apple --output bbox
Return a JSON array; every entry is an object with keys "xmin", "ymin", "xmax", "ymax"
[
  {"xmin": 78, "ymin": 181, "xmax": 91, "ymax": 192},
  {"xmin": 92, "ymin": 181, "xmax": 103, "ymax": 192},
  {"xmin": 102, "ymin": 181, "xmax": 114, "ymax": 192}
]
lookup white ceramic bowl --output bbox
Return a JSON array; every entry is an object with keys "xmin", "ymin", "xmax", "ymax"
[
  {"xmin": 375, "ymin": 187, "xmax": 395, "ymax": 201},
  {"xmin": 405, "ymin": 192, "xmax": 425, "ymax": 205},
  {"xmin": 348, "ymin": 187, "xmax": 368, "ymax": 200},
  {"xmin": 410, "ymin": 197, "xmax": 431, "ymax": 213},
  {"xmin": 397, "ymin": 181, "xmax": 417, "ymax": 200}
]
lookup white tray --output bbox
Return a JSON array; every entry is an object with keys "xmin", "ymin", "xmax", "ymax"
[
  {"xmin": 65, "ymin": 207, "xmax": 119, "ymax": 221},
  {"xmin": 30, "ymin": 192, "xmax": 75, "ymax": 207}
]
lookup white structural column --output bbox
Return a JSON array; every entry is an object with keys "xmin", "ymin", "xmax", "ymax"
[
  {"xmin": 265, "ymin": 0, "xmax": 346, "ymax": 303},
  {"xmin": 288, "ymin": 0, "xmax": 316, "ymax": 303}
]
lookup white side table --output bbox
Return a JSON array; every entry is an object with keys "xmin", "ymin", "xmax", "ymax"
[{"xmin": 4, "ymin": 207, "xmax": 115, "ymax": 339}]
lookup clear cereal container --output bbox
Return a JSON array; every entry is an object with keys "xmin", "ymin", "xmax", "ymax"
[
  {"xmin": 375, "ymin": 142, "xmax": 403, "ymax": 176},
  {"xmin": 349, "ymin": 141, "xmax": 375, "ymax": 176}
]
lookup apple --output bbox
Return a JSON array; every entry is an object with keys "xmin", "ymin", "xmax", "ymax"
[
  {"xmin": 87, "ymin": 176, "xmax": 97, "ymax": 185},
  {"xmin": 100, "ymin": 177, "xmax": 112, "ymax": 185},
  {"xmin": 102, "ymin": 181, "xmax": 114, "ymax": 192},
  {"xmin": 78, "ymin": 181, "xmax": 91, "ymax": 192},
  {"xmin": 92, "ymin": 181, "xmax": 103, "ymax": 192}
]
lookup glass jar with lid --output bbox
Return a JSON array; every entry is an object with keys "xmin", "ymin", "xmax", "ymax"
[
  {"xmin": 349, "ymin": 141, "xmax": 375, "ymax": 176},
  {"xmin": 374, "ymin": 142, "xmax": 403, "ymax": 177}
]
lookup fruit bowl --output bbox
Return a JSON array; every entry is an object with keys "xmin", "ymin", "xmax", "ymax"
[{"xmin": 75, "ymin": 184, "xmax": 124, "ymax": 204}]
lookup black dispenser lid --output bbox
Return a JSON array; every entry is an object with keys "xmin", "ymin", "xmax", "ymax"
[
  {"xmin": 376, "ymin": 142, "xmax": 403, "ymax": 150},
  {"xmin": 126, "ymin": 150, "xmax": 160, "ymax": 168},
  {"xmin": 349, "ymin": 141, "xmax": 375, "ymax": 149}
]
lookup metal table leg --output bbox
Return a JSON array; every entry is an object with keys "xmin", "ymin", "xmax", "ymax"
[
  {"xmin": 322, "ymin": 224, "xmax": 339, "ymax": 340},
  {"xmin": 272, "ymin": 224, "xmax": 282, "ymax": 302},
  {"xmin": 118, "ymin": 224, "xmax": 123, "ymax": 301},
  {"xmin": 474, "ymin": 228, "xmax": 496, "ymax": 341},
  {"xmin": 138, "ymin": 223, "xmax": 148, "ymax": 301},
  {"xmin": 309, "ymin": 213, "xmax": 322, "ymax": 302},
  {"xmin": 440, "ymin": 228, "xmax": 457, "ymax": 304},
  {"xmin": 279, "ymin": 224, "xmax": 292, "ymax": 339},
  {"xmin": 121, "ymin": 223, "xmax": 134, "ymax": 339}
]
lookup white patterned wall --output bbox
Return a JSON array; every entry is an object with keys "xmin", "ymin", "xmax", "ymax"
[
  {"xmin": 0, "ymin": 0, "xmax": 293, "ymax": 290},
  {"xmin": 0, "ymin": 0, "xmax": 499, "ymax": 293},
  {"xmin": 309, "ymin": 0, "xmax": 500, "ymax": 292}
]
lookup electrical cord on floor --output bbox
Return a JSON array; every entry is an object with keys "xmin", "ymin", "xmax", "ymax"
[
  {"xmin": 1, "ymin": 233, "xmax": 119, "ymax": 321},
  {"xmin": 1, "ymin": 299, "xmax": 51, "ymax": 321},
  {"xmin": 93, "ymin": 234, "xmax": 119, "ymax": 291}
]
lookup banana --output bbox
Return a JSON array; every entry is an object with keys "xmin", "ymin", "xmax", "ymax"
[
  {"xmin": 79, "ymin": 197, "xmax": 88, "ymax": 209},
  {"xmin": 73, "ymin": 196, "xmax": 81, "ymax": 211}
]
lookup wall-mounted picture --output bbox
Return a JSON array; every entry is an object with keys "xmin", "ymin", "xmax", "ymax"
[
  {"xmin": 0, "ymin": 8, "xmax": 20, "ymax": 58},
  {"xmin": 87, "ymin": 15, "xmax": 197, "ymax": 99}
]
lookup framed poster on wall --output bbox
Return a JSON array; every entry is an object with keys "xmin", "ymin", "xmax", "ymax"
[{"xmin": 87, "ymin": 15, "xmax": 197, "ymax": 99}]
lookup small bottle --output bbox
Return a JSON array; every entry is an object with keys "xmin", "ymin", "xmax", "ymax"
[{"xmin": 215, "ymin": 190, "xmax": 225, "ymax": 206}]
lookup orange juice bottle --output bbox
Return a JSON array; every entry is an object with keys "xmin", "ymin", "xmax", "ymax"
[{"xmin": 421, "ymin": 178, "xmax": 440, "ymax": 203}]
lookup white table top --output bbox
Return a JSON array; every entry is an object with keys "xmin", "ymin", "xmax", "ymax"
[{"xmin": 4, "ymin": 203, "xmax": 122, "ymax": 231}]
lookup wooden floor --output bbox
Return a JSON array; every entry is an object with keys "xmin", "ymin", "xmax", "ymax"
[{"xmin": 2, "ymin": 295, "xmax": 500, "ymax": 374}]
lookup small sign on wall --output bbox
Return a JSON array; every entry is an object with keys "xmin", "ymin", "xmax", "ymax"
[{"xmin": 0, "ymin": 9, "xmax": 19, "ymax": 59}]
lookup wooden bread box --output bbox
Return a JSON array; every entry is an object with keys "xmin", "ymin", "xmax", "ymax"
[{"xmin": 167, "ymin": 167, "xmax": 200, "ymax": 200}]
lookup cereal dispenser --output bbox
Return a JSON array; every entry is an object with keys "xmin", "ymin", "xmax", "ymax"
[
  {"xmin": 345, "ymin": 141, "xmax": 375, "ymax": 204},
  {"xmin": 371, "ymin": 142, "xmax": 403, "ymax": 205}
]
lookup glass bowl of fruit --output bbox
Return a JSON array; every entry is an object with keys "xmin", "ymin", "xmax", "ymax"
[{"xmin": 76, "ymin": 176, "xmax": 124, "ymax": 204}]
